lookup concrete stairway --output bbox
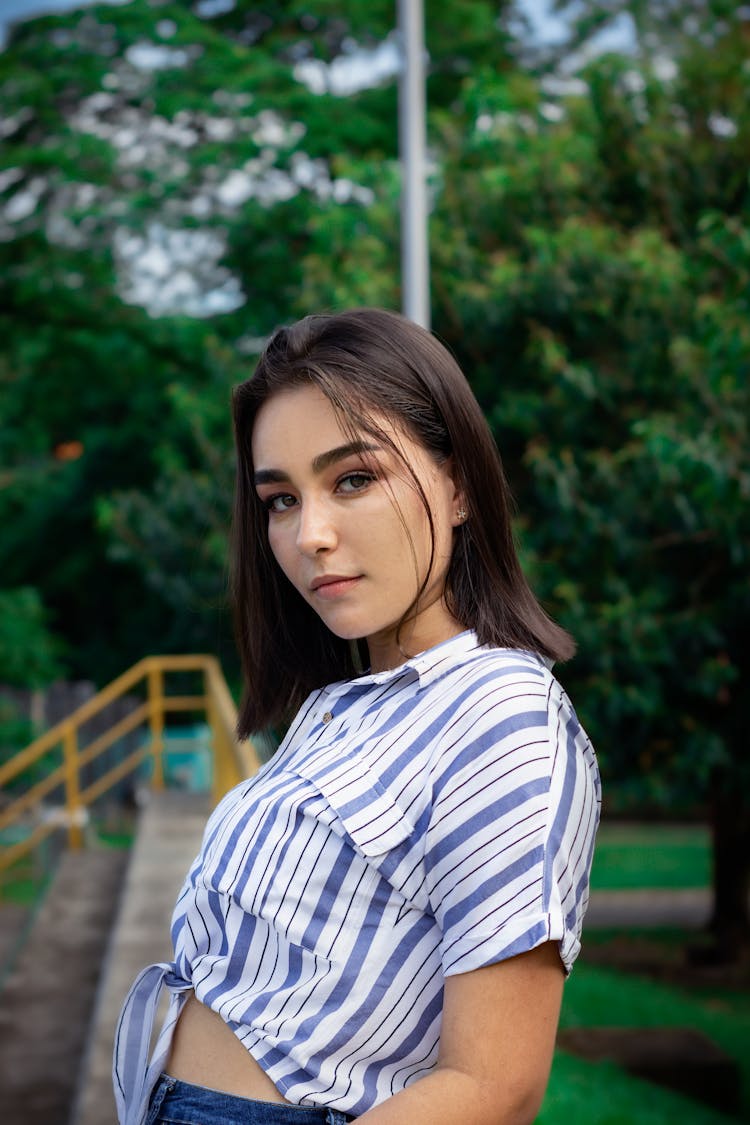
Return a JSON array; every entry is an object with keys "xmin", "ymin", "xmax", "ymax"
[
  {"xmin": 0, "ymin": 846, "xmax": 129, "ymax": 1125},
  {"xmin": 71, "ymin": 791, "xmax": 210, "ymax": 1125}
]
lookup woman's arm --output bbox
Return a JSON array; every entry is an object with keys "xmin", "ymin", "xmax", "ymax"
[{"xmin": 355, "ymin": 941, "xmax": 565, "ymax": 1125}]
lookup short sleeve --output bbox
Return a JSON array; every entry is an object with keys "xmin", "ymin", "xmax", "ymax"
[{"xmin": 424, "ymin": 660, "xmax": 600, "ymax": 976}]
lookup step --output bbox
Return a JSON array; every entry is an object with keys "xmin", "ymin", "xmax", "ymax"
[
  {"xmin": 0, "ymin": 901, "xmax": 33, "ymax": 981},
  {"xmin": 0, "ymin": 846, "xmax": 129, "ymax": 1125},
  {"xmin": 72, "ymin": 790, "xmax": 211, "ymax": 1125},
  {"xmin": 585, "ymin": 887, "xmax": 712, "ymax": 929},
  {"xmin": 558, "ymin": 1025, "xmax": 742, "ymax": 1115}
]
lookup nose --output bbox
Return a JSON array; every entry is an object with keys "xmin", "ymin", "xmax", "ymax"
[{"xmin": 295, "ymin": 497, "xmax": 337, "ymax": 555}]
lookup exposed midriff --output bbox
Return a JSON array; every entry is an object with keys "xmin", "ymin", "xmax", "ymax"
[{"xmin": 167, "ymin": 991, "xmax": 291, "ymax": 1103}]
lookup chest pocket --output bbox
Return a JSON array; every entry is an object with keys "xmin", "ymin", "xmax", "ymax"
[
  {"xmin": 294, "ymin": 757, "xmax": 415, "ymax": 858},
  {"xmin": 236, "ymin": 761, "xmax": 417, "ymax": 965}
]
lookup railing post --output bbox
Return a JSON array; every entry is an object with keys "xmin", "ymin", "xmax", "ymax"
[
  {"xmin": 148, "ymin": 662, "xmax": 165, "ymax": 790},
  {"xmin": 62, "ymin": 723, "xmax": 83, "ymax": 849}
]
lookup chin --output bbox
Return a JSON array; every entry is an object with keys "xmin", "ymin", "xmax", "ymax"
[
  {"xmin": 316, "ymin": 615, "xmax": 367, "ymax": 642},
  {"xmin": 320, "ymin": 614, "xmax": 389, "ymax": 646}
]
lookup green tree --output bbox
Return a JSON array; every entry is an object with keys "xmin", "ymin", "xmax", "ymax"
[
  {"xmin": 0, "ymin": 586, "xmax": 65, "ymax": 762},
  {"xmin": 0, "ymin": 0, "xmax": 518, "ymax": 678},
  {"xmin": 0, "ymin": 586, "xmax": 65, "ymax": 688},
  {"xmin": 424, "ymin": 3, "xmax": 750, "ymax": 953}
]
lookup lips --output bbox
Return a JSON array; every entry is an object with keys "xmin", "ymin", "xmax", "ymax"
[{"xmin": 310, "ymin": 574, "xmax": 361, "ymax": 596}]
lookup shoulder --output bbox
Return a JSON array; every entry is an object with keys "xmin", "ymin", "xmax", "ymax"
[
  {"xmin": 426, "ymin": 644, "xmax": 552, "ymax": 708},
  {"xmin": 425, "ymin": 646, "xmax": 595, "ymax": 795},
  {"xmin": 426, "ymin": 646, "xmax": 553, "ymax": 751}
]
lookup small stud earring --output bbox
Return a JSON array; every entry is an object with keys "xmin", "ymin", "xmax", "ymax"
[{"xmin": 456, "ymin": 507, "xmax": 467, "ymax": 522}]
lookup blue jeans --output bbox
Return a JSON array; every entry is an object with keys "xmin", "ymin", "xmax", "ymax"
[{"xmin": 146, "ymin": 1075, "xmax": 354, "ymax": 1125}]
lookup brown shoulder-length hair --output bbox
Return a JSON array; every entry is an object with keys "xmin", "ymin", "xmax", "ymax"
[{"xmin": 232, "ymin": 307, "xmax": 574, "ymax": 736}]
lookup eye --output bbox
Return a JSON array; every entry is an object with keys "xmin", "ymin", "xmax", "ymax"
[
  {"xmin": 337, "ymin": 472, "xmax": 376, "ymax": 494},
  {"xmin": 263, "ymin": 493, "xmax": 297, "ymax": 513}
]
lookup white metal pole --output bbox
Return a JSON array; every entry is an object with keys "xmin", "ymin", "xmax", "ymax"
[{"xmin": 398, "ymin": 0, "xmax": 430, "ymax": 329}]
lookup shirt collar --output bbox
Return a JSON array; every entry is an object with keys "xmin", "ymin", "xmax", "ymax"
[
  {"xmin": 408, "ymin": 629, "xmax": 483, "ymax": 686},
  {"xmin": 323, "ymin": 629, "xmax": 482, "ymax": 699}
]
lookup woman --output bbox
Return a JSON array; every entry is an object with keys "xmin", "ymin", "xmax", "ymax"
[{"xmin": 114, "ymin": 308, "xmax": 600, "ymax": 1125}]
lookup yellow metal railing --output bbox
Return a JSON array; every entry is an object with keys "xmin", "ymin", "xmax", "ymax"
[{"xmin": 0, "ymin": 655, "xmax": 262, "ymax": 877}]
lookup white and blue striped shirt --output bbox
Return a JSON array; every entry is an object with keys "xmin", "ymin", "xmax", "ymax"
[{"xmin": 114, "ymin": 631, "xmax": 600, "ymax": 1124}]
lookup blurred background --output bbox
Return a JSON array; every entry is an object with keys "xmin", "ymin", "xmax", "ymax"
[{"xmin": 0, "ymin": 1, "xmax": 748, "ymax": 1122}]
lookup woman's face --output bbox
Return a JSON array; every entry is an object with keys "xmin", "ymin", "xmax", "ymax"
[{"xmin": 252, "ymin": 384, "xmax": 465, "ymax": 672}]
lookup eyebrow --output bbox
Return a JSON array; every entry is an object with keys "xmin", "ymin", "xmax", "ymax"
[{"xmin": 254, "ymin": 441, "xmax": 381, "ymax": 485}]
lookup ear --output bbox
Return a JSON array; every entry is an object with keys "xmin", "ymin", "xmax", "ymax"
[
  {"xmin": 444, "ymin": 458, "xmax": 468, "ymax": 528},
  {"xmin": 451, "ymin": 501, "xmax": 469, "ymax": 528}
]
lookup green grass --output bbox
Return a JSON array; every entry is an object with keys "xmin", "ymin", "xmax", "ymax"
[
  {"xmin": 591, "ymin": 822, "xmax": 711, "ymax": 890},
  {"xmin": 0, "ymin": 820, "xmax": 133, "ymax": 905},
  {"xmin": 560, "ymin": 957, "xmax": 750, "ymax": 1076},
  {"xmin": 0, "ymin": 867, "xmax": 50, "ymax": 906},
  {"xmin": 539, "ymin": 817, "xmax": 744, "ymax": 1125},
  {"xmin": 95, "ymin": 827, "xmax": 134, "ymax": 849},
  {"xmin": 537, "ymin": 941, "xmax": 750, "ymax": 1124},
  {"xmin": 540, "ymin": 1050, "xmax": 740, "ymax": 1124}
]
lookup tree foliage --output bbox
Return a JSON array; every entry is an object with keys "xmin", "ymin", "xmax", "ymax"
[
  {"xmin": 0, "ymin": 587, "xmax": 65, "ymax": 689},
  {"xmin": 426, "ymin": 1, "xmax": 750, "ymax": 946},
  {"xmin": 0, "ymin": 0, "xmax": 521, "ymax": 678}
]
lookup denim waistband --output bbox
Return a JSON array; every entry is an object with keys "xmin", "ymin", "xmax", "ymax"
[{"xmin": 147, "ymin": 1075, "xmax": 354, "ymax": 1125}]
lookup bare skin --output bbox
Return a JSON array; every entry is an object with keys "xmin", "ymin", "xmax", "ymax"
[
  {"xmin": 167, "ymin": 993, "xmax": 291, "ymax": 1103},
  {"xmin": 251, "ymin": 386, "xmax": 465, "ymax": 671}
]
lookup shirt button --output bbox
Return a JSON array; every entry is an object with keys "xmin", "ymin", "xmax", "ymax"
[{"xmin": 322, "ymin": 710, "xmax": 333, "ymax": 724}]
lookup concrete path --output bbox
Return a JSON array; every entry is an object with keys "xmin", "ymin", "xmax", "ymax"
[
  {"xmin": 0, "ymin": 901, "xmax": 32, "ymax": 984},
  {"xmin": 0, "ymin": 846, "xmax": 129, "ymax": 1125},
  {"xmin": 71, "ymin": 791, "xmax": 210, "ymax": 1125}
]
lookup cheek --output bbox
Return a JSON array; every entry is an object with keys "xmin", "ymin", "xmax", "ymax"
[
  {"xmin": 388, "ymin": 503, "xmax": 435, "ymax": 582},
  {"xmin": 267, "ymin": 524, "xmax": 294, "ymax": 576}
]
